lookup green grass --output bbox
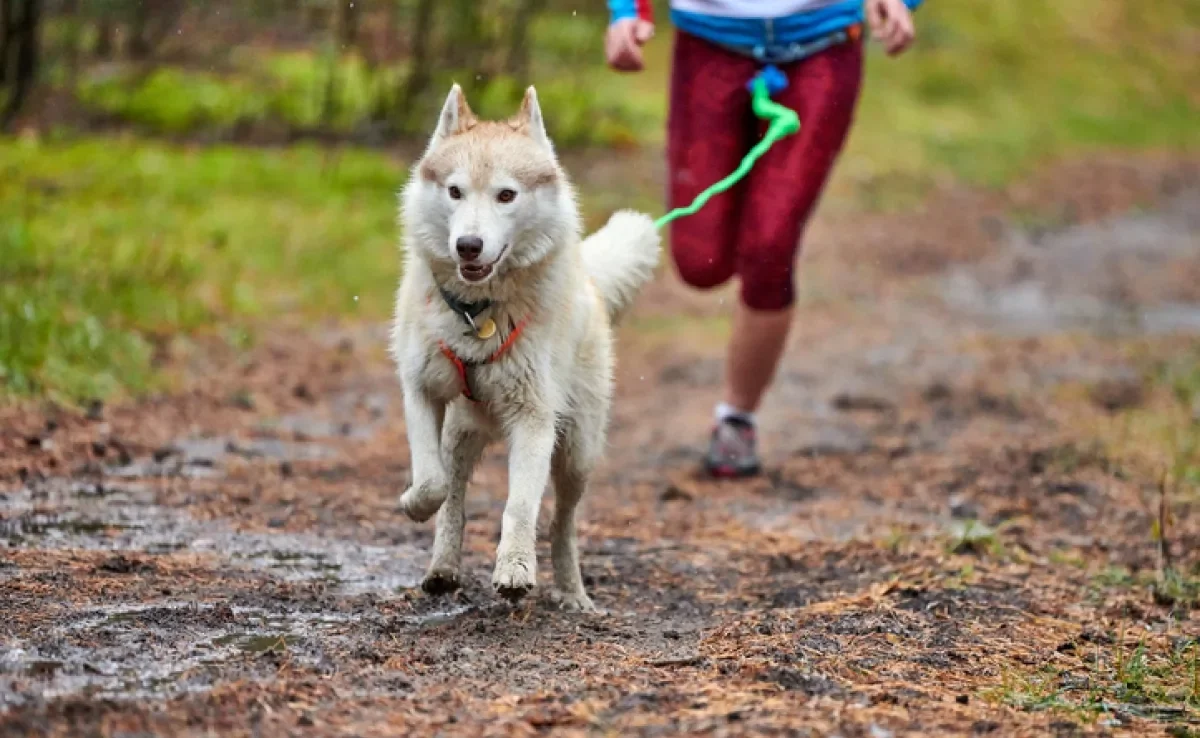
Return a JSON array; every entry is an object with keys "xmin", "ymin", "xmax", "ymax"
[
  {"xmin": 1157, "ymin": 351, "xmax": 1200, "ymax": 494},
  {"xmin": 1082, "ymin": 346, "xmax": 1200, "ymax": 508},
  {"xmin": 986, "ymin": 636, "xmax": 1200, "ymax": 725},
  {"xmin": 1154, "ymin": 568, "xmax": 1200, "ymax": 610},
  {"xmin": 945, "ymin": 519, "xmax": 1009, "ymax": 559},
  {"xmin": 0, "ymin": 137, "xmax": 403, "ymax": 401},
  {"xmin": 1087, "ymin": 565, "xmax": 1200, "ymax": 614}
]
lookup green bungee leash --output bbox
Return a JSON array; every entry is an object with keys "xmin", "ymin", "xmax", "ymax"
[{"xmin": 653, "ymin": 65, "xmax": 800, "ymax": 231}]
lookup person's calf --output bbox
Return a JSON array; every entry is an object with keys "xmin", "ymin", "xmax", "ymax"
[
  {"xmin": 704, "ymin": 301, "xmax": 793, "ymax": 478},
  {"xmin": 724, "ymin": 301, "xmax": 793, "ymax": 413}
]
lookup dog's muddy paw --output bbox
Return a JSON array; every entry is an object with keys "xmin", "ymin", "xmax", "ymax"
[
  {"xmin": 421, "ymin": 568, "xmax": 462, "ymax": 595},
  {"xmin": 495, "ymin": 583, "xmax": 534, "ymax": 602},
  {"xmin": 552, "ymin": 591, "xmax": 597, "ymax": 613},
  {"xmin": 398, "ymin": 478, "xmax": 447, "ymax": 522},
  {"xmin": 492, "ymin": 559, "xmax": 535, "ymax": 602}
]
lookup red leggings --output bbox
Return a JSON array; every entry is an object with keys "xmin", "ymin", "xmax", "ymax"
[{"xmin": 667, "ymin": 31, "xmax": 863, "ymax": 311}]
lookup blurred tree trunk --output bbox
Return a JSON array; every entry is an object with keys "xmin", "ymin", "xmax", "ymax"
[
  {"xmin": 383, "ymin": 0, "xmax": 400, "ymax": 61},
  {"xmin": 1, "ymin": 0, "xmax": 39, "ymax": 129},
  {"xmin": 94, "ymin": 17, "xmax": 114, "ymax": 58},
  {"xmin": 0, "ymin": 0, "xmax": 11, "ymax": 85},
  {"xmin": 319, "ymin": 41, "xmax": 339, "ymax": 130},
  {"xmin": 302, "ymin": 0, "xmax": 326, "ymax": 33},
  {"xmin": 366, "ymin": 0, "xmax": 401, "ymax": 125},
  {"xmin": 442, "ymin": 0, "xmax": 482, "ymax": 70},
  {"xmin": 505, "ymin": 0, "xmax": 546, "ymax": 81},
  {"xmin": 315, "ymin": 0, "xmax": 363, "ymax": 132},
  {"xmin": 337, "ymin": 0, "xmax": 358, "ymax": 49},
  {"xmin": 129, "ymin": 0, "xmax": 150, "ymax": 58},
  {"xmin": 398, "ymin": 0, "xmax": 436, "ymax": 131},
  {"xmin": 61, "ymin": 0, "xmax": 81, "ymax": 88},
  {"xmin": 128, "ymin": 0, "xmax": 184, "ymax": 61}
]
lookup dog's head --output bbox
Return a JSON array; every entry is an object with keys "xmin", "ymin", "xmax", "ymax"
[{"xmin": 402, "ymin": 84, "xmax": 578, "ymax": 287}]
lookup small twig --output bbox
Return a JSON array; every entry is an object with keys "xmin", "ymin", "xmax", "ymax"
[
  {"xmin": 647, "ymin": 652, "xmax": 704, "ymax": 668},
  {"xmin": 1155, "ymin": 469, "xmax": 1172, "ymax": 574},
  {"xmin": 1114, "ymin": 623, "xmax": 1127, "ymax": 682},
  {"xmin": 1190, "ymin": 641, "xmax": 1199, "ymax": 703}
]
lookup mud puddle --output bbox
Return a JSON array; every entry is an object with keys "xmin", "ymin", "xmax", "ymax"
[
  {"xmin": 0, "ymin": 477, "xmax": 425, "ymax": 594},
  {"xmin": 0, "ymin": 602, "xmax": 355, "ymax": 708}
]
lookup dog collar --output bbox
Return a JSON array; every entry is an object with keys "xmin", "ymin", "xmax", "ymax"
[{"xmin": 437, "ymin": 284, "xmax": 496, "ymax": 339}]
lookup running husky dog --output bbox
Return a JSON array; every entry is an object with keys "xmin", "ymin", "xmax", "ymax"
[{"xmin": 390, "ymin": 84, "xmax": 660, "ymax": 610}]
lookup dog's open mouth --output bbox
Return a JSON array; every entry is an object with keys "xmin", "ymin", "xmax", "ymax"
[
  {"xmin": 458, "ymin": 245, "xmax": 508, "ymax": 284},
  {"xmin": 459, "ymin": 263, "xmax": 493, "ymax": 282}
]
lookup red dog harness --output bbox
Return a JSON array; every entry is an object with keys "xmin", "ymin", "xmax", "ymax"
[
  {"xmin": 428, "ymin": 287, "xmax": 529, "ymax": 402},
  {"xmin": 437, "ymin": 318, "xmax": 528, "ymax": 402}
]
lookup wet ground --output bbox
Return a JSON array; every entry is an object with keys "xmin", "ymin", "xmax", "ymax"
[{"xmin": 2, "ymin": 155, "xmax": 1199, "ymax": 736}]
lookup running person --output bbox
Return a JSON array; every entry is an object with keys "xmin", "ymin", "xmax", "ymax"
[{"xmin": 605, "ymin": 0, "xmax": 919, "ymax": 477}]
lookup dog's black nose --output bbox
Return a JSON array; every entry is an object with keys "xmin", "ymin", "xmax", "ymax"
[{"xmin": 456, "ymin": 236, "xmax": 484, "ymax": 262}]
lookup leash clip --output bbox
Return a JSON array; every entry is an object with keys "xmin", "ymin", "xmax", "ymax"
[{"xmin": 747, "ymin": 64, "xmax": 788, "ymax": 96}]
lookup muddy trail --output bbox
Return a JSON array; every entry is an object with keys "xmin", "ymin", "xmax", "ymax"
[{"xmin": 3, "ymin": 156, "xmax": 1200, "ymax": 737}]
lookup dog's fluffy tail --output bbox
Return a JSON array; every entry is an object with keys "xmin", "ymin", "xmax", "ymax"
[{"xmin": 581, "ymin": 210, "xmax": 661, "ymax": 325}]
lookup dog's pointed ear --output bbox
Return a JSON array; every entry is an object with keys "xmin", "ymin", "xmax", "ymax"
[
  {"xmin": 433, "ymin": 84, "xmax": 475, "ymax": 141},
  {"xmin": 515, "ymin": 86, "xmax": 551, "ymax": 151}
]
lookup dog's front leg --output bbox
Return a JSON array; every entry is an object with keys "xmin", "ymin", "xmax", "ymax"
[
  {"xmin": 423, "ymin": 405, "xmax": 488, "ymax": 594},
  {"xmin": 398, "ymin": 387, "xmax": 448, "ymax": 523},
  {"xmin": 492, "ymin": 411, "xmax": 556, "ymax": 601}
]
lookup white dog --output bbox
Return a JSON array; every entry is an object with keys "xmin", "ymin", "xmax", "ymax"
[{"xmin": 389, "ymin": 84, "xmax": 660, "ymax": 610}]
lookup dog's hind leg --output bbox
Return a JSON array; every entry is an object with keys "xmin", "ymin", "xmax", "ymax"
[
  {"xmin": 549, "ymin": 434, "xmax": 596, "ymax": 612},
  {"xmin": 549, "ymin": 407, "xmax": 608, "ymax": 613},
  {"xmin": 423, "ymin": 404, "xmax": 487, "ymax": 595}
]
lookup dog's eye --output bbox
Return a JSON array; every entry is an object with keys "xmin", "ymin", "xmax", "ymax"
[
  {"xmin": 496, "ymin": 189, "xmax": 517, "ymax": 204},
  {"xmin": 448, "ymin": 186, "xmax": 463, "ymax": 200}
]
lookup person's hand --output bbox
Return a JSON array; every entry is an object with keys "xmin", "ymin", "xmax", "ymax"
[
  {"xmin": 865, "ymin": 0, "xmax": 915, "ymax": 56},
  {"xmin": 605, "ymin": 18, "xmax": 655, "ymax": 72}
]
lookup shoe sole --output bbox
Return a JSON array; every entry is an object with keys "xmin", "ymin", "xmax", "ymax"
[{"xmin": 704, "ymin": 460, "xmax": 762, "ymax": 479}]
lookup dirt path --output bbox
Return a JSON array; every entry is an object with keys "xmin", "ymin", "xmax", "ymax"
[{"xmin": 3, "ymin": 156, "xmax": 1199, "ymax": 737}]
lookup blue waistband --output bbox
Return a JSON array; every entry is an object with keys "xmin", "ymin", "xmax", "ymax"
[
  {"xmin": 699, "ymin": 22, "xmax": 858, "ymax": 65},
  {"xmin": 665, "ymin": 0, "xmax": 923, "ymax": 60}
]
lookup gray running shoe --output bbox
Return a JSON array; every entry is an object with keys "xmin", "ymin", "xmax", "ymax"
[{"xmin": 704, "ymin": 416, "xmax": 761, "ymax": 478}]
